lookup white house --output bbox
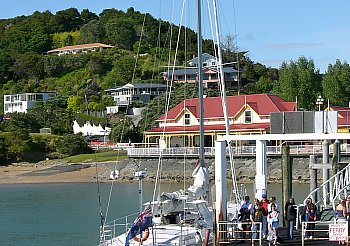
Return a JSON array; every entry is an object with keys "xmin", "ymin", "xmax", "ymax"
[
  {"xmin": 4, "ymin": 92, "xmax": 56, "ymax": 114},
  {"xmin": 187, "ymin": 53, "xmax": 218, "ymax": 67},
  {"xmin": 47, "ymin": 43, "xmax": 113, "ymax": 56},
  {"xmin": 162, "ymin": 53, "xmax": 239, "ymax": 89},
  {"xmin": 105, "ymin": 83, "xmax": 170, "ymax": 114}
]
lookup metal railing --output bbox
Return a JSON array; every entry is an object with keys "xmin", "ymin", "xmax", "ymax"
[
  {"xmin": 303, "ymin": 163, "xmax": 350, "ymax": 210},
  {"xmin": 126, "ymin": 144, "xmax": 350, "ymax": 157},
  {"xmin": 301, "ymin": 221, "xmax": 348, "ymax": 246},
  {"xmin": 99, "ymin": 212, "xmax": 138, "ymax": 245},
  {"xmin": 216, "ymin": 221, "xmax": 262, "ymax": 245}
]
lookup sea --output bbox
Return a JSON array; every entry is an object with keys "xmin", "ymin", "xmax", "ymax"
[{"xmin": 0, "ymin": 182, "xmax": 310, "ymax": 246}]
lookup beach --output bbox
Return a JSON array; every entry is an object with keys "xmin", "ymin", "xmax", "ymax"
[
  {"xmin": 0, "ymin": 161, "xmax": 114, "ymax": 184},
  {"xmin": 0, "ymin": 156, "xmax": 317, "ymax": 185}
]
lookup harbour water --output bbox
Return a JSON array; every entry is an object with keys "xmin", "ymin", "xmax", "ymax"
[{"xmin": 0, "ymin": 182, "xmax": 310, "ymax": 246}]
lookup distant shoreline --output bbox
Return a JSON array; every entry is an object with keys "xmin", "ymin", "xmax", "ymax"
[{"xmin": 0, "ymin": 156, "xmax": 323, "ymax": 185}]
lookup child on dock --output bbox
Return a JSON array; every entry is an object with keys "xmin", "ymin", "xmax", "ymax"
[{"xmin": 267, "ymin": 204, "xmax": 279, "ymax": 245}]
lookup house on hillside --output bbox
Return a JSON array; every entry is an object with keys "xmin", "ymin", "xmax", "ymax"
[
  {"xmin": 144, "ymin": 94, "xmax": 297, "ymax": 148},
  {"xmin": 3, "ymin": 92, "xmax": 56, "ymax": 114},
  {"xmin": 47, "ymin": 43, "xmax": 113, "ymax": 56},
  {"xmin": 105, "ymin": 83, "xmax": 171, "ymax": 114},
  {"xmin": 162, "ymin": 53, "xmax": 239, "ymax": 89}
]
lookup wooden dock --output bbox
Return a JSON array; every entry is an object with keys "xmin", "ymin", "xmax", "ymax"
[{"xmin": 223, "ymin": 227, "xmax": 347, "ymax": 245}]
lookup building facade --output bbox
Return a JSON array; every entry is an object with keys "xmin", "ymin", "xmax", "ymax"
[
  {"xmin": 47, "ymin": 43, "xmax": 113, "ymax": 56},
  {"xmin": 162, "ymin": 53, "xmax": 239, "ymax": 89},
  {"xmin": 105, "ymin": 83, "xmax": 170, "ymax": 114},
  {"xmin": 4, "ymin": 92, "xmax": 56, "ymax": 114},
  {"xmin": 144, "ymin": 94, "xmax": 297, "ymax": 148}
]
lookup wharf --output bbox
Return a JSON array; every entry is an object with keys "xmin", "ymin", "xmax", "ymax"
[{"xmin": 225, "ymin": 227, "xmax": 346, "ymax": 245}]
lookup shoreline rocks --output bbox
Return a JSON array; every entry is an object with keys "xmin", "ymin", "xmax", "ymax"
[{"xmin": 97, "ymin": 156, "xmax": 340, "ymax": 184}]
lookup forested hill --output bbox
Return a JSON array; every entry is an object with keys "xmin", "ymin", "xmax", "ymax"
[
  {"xmin": 0, "ymin": 5, "xmax": 280, "ymax": 106},
  {"xmin": 1, "ymin": 7, "xmax": 350, "ymax": 164},
  {"xmin": 0, "ymin": 7, "xmax": 220, "ymax": 112}
]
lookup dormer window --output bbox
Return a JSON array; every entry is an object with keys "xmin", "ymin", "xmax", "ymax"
[
  {"xmin": 185, "ymin": 113, "xmax": 190, "ymax": 125},
  {"xmin": 245, "ymin": 110, "xmax": 252, "ymax": 123}
]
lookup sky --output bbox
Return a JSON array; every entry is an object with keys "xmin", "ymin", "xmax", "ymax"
[{"xmin": 1, "ymin": 0, "xmax": 350, "ymax": 73}]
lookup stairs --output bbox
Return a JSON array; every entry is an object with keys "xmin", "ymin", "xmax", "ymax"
[{"xmin": 304, "ymin": 163, "xmax": 350, "ymax": 210}]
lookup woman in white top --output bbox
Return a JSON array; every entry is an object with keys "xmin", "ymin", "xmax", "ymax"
[{"xmin": 267, "ymin": 204, "xmax": 279, "ymax": 245}]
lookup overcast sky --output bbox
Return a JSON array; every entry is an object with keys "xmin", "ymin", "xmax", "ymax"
[{"xmin": 2, "ymin": 0, "xmax": 350, "ymax": 73}]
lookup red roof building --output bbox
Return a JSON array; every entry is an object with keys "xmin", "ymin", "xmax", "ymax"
[
  {"xmin": 144, "ymin": 94, "xmax": 297, "ymax": 148},
  {"xmin": 329, "ymin": 106, "xmax": 350, "ymax": 132}
]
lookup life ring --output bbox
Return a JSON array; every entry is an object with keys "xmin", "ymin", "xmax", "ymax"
[{"xmin": 132, "ymin": 229, "xmax": 149, "ymax": 242}]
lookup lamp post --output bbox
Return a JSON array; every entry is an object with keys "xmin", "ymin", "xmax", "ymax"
[
  {"xmin": 316, "ymin": 95, "xmax": 325, "ymax": 133},
  {"xmin": 316, "ymin": 95, "xmax": 324, "ymax": 111}
]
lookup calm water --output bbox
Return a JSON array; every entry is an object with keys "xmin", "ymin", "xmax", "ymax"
[{"xmin": 0, "ymin": 182, "xmax": 310, "ymax": 246}]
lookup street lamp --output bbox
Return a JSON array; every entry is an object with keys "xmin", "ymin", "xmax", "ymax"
[{"xmin": 316, "ymin": 95, "xmax": 324, "ymax": 111}]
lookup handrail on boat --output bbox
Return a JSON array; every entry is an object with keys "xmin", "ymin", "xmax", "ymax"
[{"xmin": 100, "ymin": 212, "xmax": 139, "ymax": 244}]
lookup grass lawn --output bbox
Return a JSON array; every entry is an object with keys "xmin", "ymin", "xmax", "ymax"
[{"xmin": 63, "ymin": 150, "xmax": 128, "ymax": 163}]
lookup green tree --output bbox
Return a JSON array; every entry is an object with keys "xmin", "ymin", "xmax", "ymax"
[
  {"xmin": 54, "ymin": 8, "xmax": 82, "ymax": 32},
  {"xmin": 80, "ymin": 9, "xmax": 98, "ymax": 24},
  {"xmin": 10, "ymin": 52, "xmax": 44, "ymax": 80},
  {"xmin": 109, "ymin": 117, "xmax": 141, "ymax": 143},
  {"xmin": 323, "ymin": 60, "xmax": 350, "ymax": 106},
  {"xmin": 79, "ymin": 20, "xmax": 106, "ymax": 44},
  {"xmin": 6, "ymin": 129, "xmax": 33, "ymax": 162},
  {"xmin": 0, "ymin": 135, "xmax": 9, "ymax": 164},
  {"xmin": 52, "ymin": 133, "xmax": 93, "ymax": 157},
  {"xmin": 105, "ymin": 18, "xmax": 136, "ymax": 49},
  {"xmin": 273, "ymin": 56, "xmax": 322, "ymax": 110},
  {"xmin": 67, "ymin": 95, "xmax": 84, "ymax": 113},
  {"xmin": 103, "ymin": 55, "xmax": 138, "ymax": 88},
  {"xmin": 256, "ymin": 76, "xmax": 273, "ymax": 93}
]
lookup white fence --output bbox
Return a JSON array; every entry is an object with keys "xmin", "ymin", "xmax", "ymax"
[{"xmin": 126, "ymin": 144, "xmax": 350, "ymax": 157}]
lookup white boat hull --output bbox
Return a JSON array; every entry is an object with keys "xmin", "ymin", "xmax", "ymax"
[{"xmin": 100, "ymin": 224, "xmax": 208, "ymax": 246}]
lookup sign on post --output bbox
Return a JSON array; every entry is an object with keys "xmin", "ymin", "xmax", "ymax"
[{"xmin": 329, "ymin": 223, "xmax": 348, "ymax": 241}]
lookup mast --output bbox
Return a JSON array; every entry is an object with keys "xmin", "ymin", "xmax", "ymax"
[{"xmin": 197, "ymin": 0, "xmax": 205, "ymax": 166}]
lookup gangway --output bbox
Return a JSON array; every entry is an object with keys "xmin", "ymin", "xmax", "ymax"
[{"xmin": 303, "ymin": 162, "xmax": 350, "ymax": 211}]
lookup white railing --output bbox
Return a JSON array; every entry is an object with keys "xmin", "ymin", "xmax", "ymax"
[
  {"xmin": 301, "ymin": 221, "xmax": 348, "ymax": 246},
  {"xmin": 99, "ymin": 212, "xmax": 138, "ymax": 245},
  {"xmin": 303, "ymin": 163, "xmax": 350, "ymax": 210},
  {"xmin": 216, "ymin": 221, "xmax": 262, "ymax": 245},
  {"xmin": 127, "ymin": 144, "xmax": 350, "ymax": 157}
]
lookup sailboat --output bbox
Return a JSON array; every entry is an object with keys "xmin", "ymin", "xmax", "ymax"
[{"xmin": 98, "ymin": 1, "xmax": 241, "ymax": 245}]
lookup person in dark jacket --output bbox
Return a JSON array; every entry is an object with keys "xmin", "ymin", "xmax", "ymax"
[
  {"xmin": 284, "ymin": 197, "xmax": 297, "ymax": 240},
  {"xmin": 303, "ymin": 197, "xmax": 317, "ymax": 239}
]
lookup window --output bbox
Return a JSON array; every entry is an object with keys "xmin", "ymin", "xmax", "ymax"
[
  {"xmin": 188, "ymin": 74, "xmax": 196, "ymax": 80},
  {"xmin": 185, "ymin": 113, "xmax": 190, "ymax": 125},
  {"xmin": 5, "ymin": 96, "xmax": 10, "ymax": 101},
  {"xmin": 20, "ymin": 95, "xmax": 26, "ymax": 101},
  {"xmin": 28, "ymin": 95, "xmax": 35, "ymax": 101},
  {"xmin": 36, "ymin": 94, "xmax": 43, "ymax": 101},
  {"xmin": 245, "ymin": 111, "xmax": 252, "ymax": 123},
  {"xmin": 177, "ymin": 75, "xmax": 185, "ymax": 81},
  {"xmin": 211, "ymin": 74, "xmax": 218, "ymax": 80}
]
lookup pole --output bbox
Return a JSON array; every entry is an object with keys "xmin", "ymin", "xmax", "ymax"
[
  {"xmin": 197, "ymin": 0, "xmax": 205, "ymax": 166},
  {"xmin": 281, "ymin": 143, "xmax": 291, "ymax": 226},
  {"xmin": 322, "ymin": 140, "xmax": 329, "ymax": 204},
  {"xmin": 309, "ymin": 155, "xmax": 317, "ymax": 203},
  {"xmin": 215, "ymin": 140, "xmax": 227, "ymax": 245},
  {"xmin": 333, "ymin": 140, "xmax": 341, "ymax": 174}
]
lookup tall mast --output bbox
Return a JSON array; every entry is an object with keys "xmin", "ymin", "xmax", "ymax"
[{"xmin": 197, "ymin": 0, "xmax": 205, "ymax": 166}]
